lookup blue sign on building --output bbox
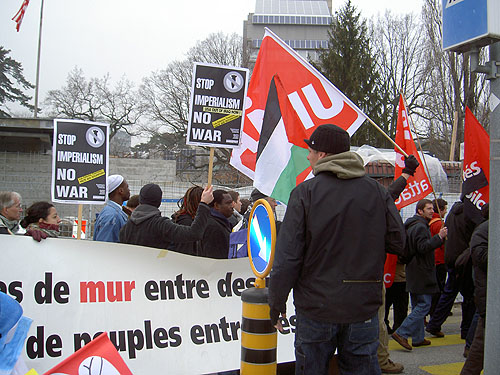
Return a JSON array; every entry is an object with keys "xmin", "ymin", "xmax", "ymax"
[{"xmin": 443, "ymin": 0, "xmax": 488, "ymax": 51}]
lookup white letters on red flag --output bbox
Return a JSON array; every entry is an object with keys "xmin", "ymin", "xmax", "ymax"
[
  {"xmin": 394, "ymin": 95, "xmax": 433, "ymax": 209},
  {"xmin": 462, "ymin": 107, "xmax": 489, "ymax": 222},
  {"xmin": 12, "ymin": 0, "xmax": 30, "ymax": 32},
  {"xmin": 230, "ymin": 28, "xmax": 367, "ymax": 179},
  {"xmin": 43, "ymin": 333, "xmax": 132, "ymax": 375}
]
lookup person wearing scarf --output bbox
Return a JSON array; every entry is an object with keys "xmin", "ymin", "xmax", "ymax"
[
  {"xmin": 20, "ymin": 202, "xmax": 61, "ymax": 241},
  {"xmin": 0, "ymin": 191, "xmax": 23, "ymax": 235}
]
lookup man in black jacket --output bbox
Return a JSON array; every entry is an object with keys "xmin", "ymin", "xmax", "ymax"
[
  {"xmin": 268, "ymin": 124, "xmax": 406, "ymax": 375},
  {"xmin": 392, "ymin": 199, "xmax": 447, "ymax": 350},
  {"xmin": 461, "ymin": 206, "xmax": 488, "ymax": 375},
  {"xmin": 119, "ymin": 184, "xmax": 213, "ymax": 249},
  {"xmin": 199, "ymin": 189, "xmax": 233, "ymax": 259},
  {"xmin": 426, "ymin": 200, "xmax": 476, "ymax": 339}
]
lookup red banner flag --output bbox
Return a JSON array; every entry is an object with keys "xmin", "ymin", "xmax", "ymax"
[
  {"xmin": 43, "ymin": 333, "xmax": 132, "ymax": 375},
  {"xmin": 230, "ymin": 28, "xmax": 367, "ymax": 179},
  {"xmin": 393, "ymin": 94, "xmax": 433, "ymax": 209},
  {"xmin": 12, "ymin": 0, "xmax": 30, "ymax": 32},
  {"xmin": 462, "ymin": 107, "xmax": 489, "ymax": 223}
]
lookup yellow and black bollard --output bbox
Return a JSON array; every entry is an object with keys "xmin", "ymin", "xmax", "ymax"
[
  {"xmin": 241, "ymin": 287, "xmax": 277, "ymax": 374},
  {"xmin": 241, "ymin": 198, "xmax": 277, "ymax": 374}
]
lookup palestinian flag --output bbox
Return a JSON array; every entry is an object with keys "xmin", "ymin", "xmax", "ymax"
[
  {"xmin": 230, "ymin": 28, "xmax": 368, "ymax": 185},
  {"xmin": 253, "ymin": 75, "xmax": 311, "ymax": 204},
  {"xmin": 462, "ymin": 107, "xmax": 489, "ymax": 224}
]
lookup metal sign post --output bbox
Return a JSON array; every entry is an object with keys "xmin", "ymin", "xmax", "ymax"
[{"xmin": 241, "ymin": 199, "xmax": 277, "ymax": 374}]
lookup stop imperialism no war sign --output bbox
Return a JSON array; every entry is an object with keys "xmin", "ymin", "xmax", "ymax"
[{"xmin": 0, "ymin": 237, "xmax": 296, "ymax": 373}]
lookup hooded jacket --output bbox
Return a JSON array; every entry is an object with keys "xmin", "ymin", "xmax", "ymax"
[
  {"xmin": 404, "ymin": 214, "xmax": 444, "ymax": 294},
  {"xmin": 268, "ymin": 151, "xmax": 405, "ymax": 323},
  {"xmin": 119, "ymin": 203, "xmax": 210, "ymax": 250},
  {"xmin": 444, "ymin": 201, "xmax": 476, "ymax": 268}
]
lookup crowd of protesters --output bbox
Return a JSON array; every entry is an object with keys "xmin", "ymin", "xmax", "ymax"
[{"xmin": 0, "ymin": 129, "xmax": 491, "ymax": 375}]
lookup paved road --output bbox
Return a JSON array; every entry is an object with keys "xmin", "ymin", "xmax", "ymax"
[{"xmin": 389, "ymin": 304, "xmax": 470, "ymax": 375}]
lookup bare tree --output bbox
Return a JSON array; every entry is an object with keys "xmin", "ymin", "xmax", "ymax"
[
  {"xmin": 371, "ymin": 11, "xmax": 427, "ymax": 140},
  {"xmin": 414, "ymin": 0, "xmax": 489, "ymax": 160},
  {"xmin": 138, "ymin": 32, "xmax": 245, "ymax": 176},
  {"xmin": 44, "ymin": 68, "xmax": 141, "ymax": 138}
]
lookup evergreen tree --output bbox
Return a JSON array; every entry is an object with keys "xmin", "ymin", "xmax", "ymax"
[
  {"xmin": 316, "ymin": 0, "xmax": 386, "ymax": 147},
  {"xmin": 0, "ymin": 46, "xmax": 33, "ymax": 117}
]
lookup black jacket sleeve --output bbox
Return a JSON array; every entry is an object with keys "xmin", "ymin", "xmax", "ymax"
[
  {"xmin": 158, "ymin": 203, "xmax": 210, "ymax": 243},
  {"xmin": 388, "ymin": 176, "xmax": 408, "ymax": 202},
  {"xmin": 268, "ymin": 186, "xmax": 306, "ymax": 315},
  {"xmin": 470, "ymin": 221, "xmax": 488, "ymax": 272},
  {"xmin": 379, "ymin": 184, "xmax": 405, "ymax": 255},
  {"xmin": 412, "ymin": 223, "xmax": 443, "ymax": 255}
]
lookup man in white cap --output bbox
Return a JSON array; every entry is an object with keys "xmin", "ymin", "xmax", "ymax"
[{"xmin": 93, "ymin": 174, "xmax": 130, "ymax": 242}]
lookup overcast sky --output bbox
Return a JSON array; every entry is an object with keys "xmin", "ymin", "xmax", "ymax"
[{"xmin": 1, "ymin": 0, "xmax": 423, "ymax": 116}]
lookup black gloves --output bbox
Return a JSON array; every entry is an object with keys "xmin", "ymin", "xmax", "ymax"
[
  {"xmin": 26, "ymin": 228, "xmax": 48, "ymax": 242},
  {"xmin": 402, "ymin": 154, "xmax": 419, "ymax": 176}
]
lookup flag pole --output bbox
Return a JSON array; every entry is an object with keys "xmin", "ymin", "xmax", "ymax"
[
  {"xmin": 365, "ymin": 116, "xmax": 408, "ymax": 157},
  {"xmin": 449, "ymin": 111, "xmax": 459, "ymax": 161},
  {"xmin": 207, "ymin": 147, "xmax": 215, "ymax": 187},
  {"xmin": 400, "ymin": 91, "xmax": 444, "ymax": 222},
  {"xmin": 33, "ymin": 0, "xmax": 45, "ymax": 118}
]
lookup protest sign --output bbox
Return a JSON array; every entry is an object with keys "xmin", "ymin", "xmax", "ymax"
[
  {"xmin": 187, "ymin": 63, "xmax": 249, "ymax": 148},
  {"xmin": 52, "ymin": 119, "xmax": 109, "ymax": 204}
]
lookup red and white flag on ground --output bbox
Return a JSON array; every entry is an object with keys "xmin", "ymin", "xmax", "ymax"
[
  {"xmin": 12, "ymin": 0, "xmax": 30, "ymax": 32},
  {"xmin": 230, "ymin": 28, "xmax": 367, "ymax": 181},
  {"xmin": 43, "ymin": 333, "xmax": 132, "ymax": 375},
  {"xmin": 462, "ymin": 107, "xmax": 489, "ymax": 224},
  {"xmin": 393, "ymin": 94, "xmax": 433, "ymax": 210}
]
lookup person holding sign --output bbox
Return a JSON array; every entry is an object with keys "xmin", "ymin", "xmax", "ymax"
[
  {"xmin": 119, "ymin": 183, "xmax": 213, "ymax": 250},
  {"xmin": 93, "ymin": 175, "xmax": 130, "ymax": 243},
  {"xmin": 268, "ymin": 124, "xmax": 405, "ymax": 375}
]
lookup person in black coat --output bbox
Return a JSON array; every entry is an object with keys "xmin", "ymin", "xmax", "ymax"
[
  {"xmin": 426, "ymin": 200, "xmax": 476, "ymax": 338},
  {"xmin": 461, "ymin": 205, "xmax": 489, "ymax": 375},
  {"xmin": 199, "ymin": 189, "xmax": 234, "ymax": 259},
  {"xmin": 392, "ymin": 199, "xmax": 447, "ymax": 350},
  {"xmin": 268, "ymin": 124, "xmax": 406, "ymax": 375},
  {"xmin": 119, "ymin": 184, "xmax": 213, "ymax": 250}
]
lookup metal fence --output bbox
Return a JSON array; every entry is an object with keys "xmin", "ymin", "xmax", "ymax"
[{"xmin": 0, "ymin": 152, "xmax": 460, "ymax": 239}]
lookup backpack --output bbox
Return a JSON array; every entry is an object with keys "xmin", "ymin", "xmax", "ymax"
[{"xmin": 399, "ymin": 221, "xmax": 419, "ymax": 265}]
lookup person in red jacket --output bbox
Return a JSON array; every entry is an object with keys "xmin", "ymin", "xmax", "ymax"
[{"xmin": 428, "ymin": 198, "xmax": 448, "ymax": 319}]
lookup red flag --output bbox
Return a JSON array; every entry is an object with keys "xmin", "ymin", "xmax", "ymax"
[
  {"xmin": 393, "ymin": 94, "xmax": 433, "ymax": 209},
  {"xmin": 462, "ymin": 107, "xmax": 489, "ymax": 222},
  {"xmin": 230, "ymin": 28, "xmax": 367, "ymax": 179},
  {"xmin": 383, "ymin": 253, "xmax": 398, "ymax": 288},
  {"xmin": 12, "ymin": 0, "xmax": 30, "ymax": 32},
  {"xmin": 43, "ymin": 333, "xmax": 132, "ymax": 375}
]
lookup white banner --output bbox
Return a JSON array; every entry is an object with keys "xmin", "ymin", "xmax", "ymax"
[{"xmin": 0, "ymin": 237, "xmax": 296, "ymax": 374}]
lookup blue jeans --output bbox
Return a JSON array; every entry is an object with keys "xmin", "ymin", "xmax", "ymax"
[
  {"xmin": 294, "ymin": 312, "xmax": 380, "ymax": 375},
  {"xmin": 395, "ymin": 293, "xmax": 432, "ymax": 344}
]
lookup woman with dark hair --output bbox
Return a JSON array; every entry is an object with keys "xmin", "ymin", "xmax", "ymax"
[
  {"xmin": 20, "ymin": 202, "xmax": 61, "ymax": 241},
  {"xmin": 170, "ymin": 186, "xmax": 204, "ymax": 256}
]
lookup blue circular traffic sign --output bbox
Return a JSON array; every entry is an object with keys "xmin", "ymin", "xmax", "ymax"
[{"xmin": 247, "ymin": 199, "xmax": 276, "ymax": 279}]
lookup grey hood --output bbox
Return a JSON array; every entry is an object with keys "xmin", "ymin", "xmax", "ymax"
[
  {"xmin": 129, "ymin": 204, "xmax": 161, "ymax": 225},
  {"xmin": 313, "ymin": 151, "xmax": 366, "ymax": 179}
]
